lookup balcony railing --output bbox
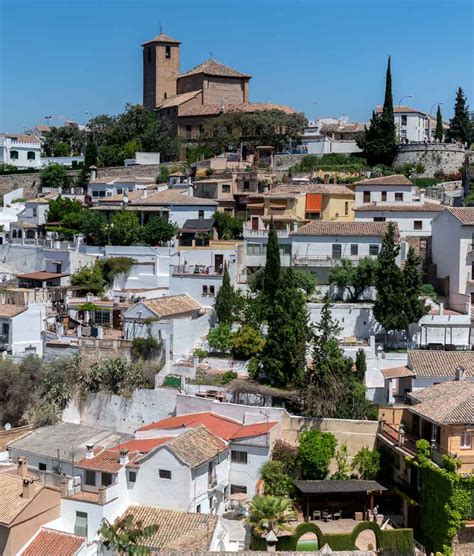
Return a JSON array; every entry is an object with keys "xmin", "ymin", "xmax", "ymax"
[
  {"xmin": 243, "ymin": 227, "xmax": 290, "ymax": 238},
  {"xmin": 171, "ymin": 264, "xmax": 223, "ymax": 276},
  {"xmin": 293, "ymin": 254, "xmax": 377, "ymax": 267}
]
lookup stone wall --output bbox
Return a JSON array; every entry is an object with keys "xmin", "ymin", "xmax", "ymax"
[{"xmin": 393, "ymin": 143, "xmax": 466, "ymax": 177}]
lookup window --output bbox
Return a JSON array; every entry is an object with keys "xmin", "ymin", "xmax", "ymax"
[
  {"xmin": 363, "ymin": 191, "xmax": 371, "ymax": 203},
  {"xmin": 306, "ymin": 212, "xmax": 321, "ymax": 220},
  {"xmin": 164, "ymin": 93, "xmax": 167, "ymax": 99},
  {"xmin": 243, "ymin": 180, "xmax": 250, "ymax": 191},
  {"xmin": 92, "ymin": 191, "xmax": 99, "ymax": 197},
  {"xmin": 196, "ymin": 504, "xmax": 201, "ymax": 513},
  {"xmin": 209, "ymin": 285, "xmax": 215, "ymax": 297},
  {"xmin": 38, "ymin": 462, "xmax": 46, "ymax": 471},
  {"xmin": 92, "ymin": 310, "xmax": 111, "ymax": 326},
  {"xmin": 231, "ymin": 450, "xmax": 248, "ymax": 464},
  {"xmin": 344, "ymin": 201, "xmax": 349, "ymax": 216},
  {"xmin": 186, "ymin": 125, "xmax": 192, "ymax": 140},
  {"xmin": 27, "ymin": 151, "xmax": 36, "ymax": 160},
  {"xmin": 101, "ymin": 472, "xmax": 112, "ymax": 487},
  {"xmin": 209, "ymin": 495, "xmax": 215, "ymax": 511},
  {"xmin": 74, "ymin": 512, "xmax": 88, "ymax": 537},
  {"xmin": 222, "ymin": 184, "xmax": 230, "ymax": 193},
  {"xmin": 165, "ymin": 45, "xmax": 171, "ymax": 58},
  {"xmin": 460, "ymin": 431, "xmax": 472, "ymax": 449},
  {"xmin": 159, "ymin": 469, "xmax": 172, "ymax": 480},
  {"xmin": 247, "ymin": 243, "xmax": 261, "ymax": 256},
  {"xmin": 85, "ymin": 470, "xmax": 96, "ymax": 486},
  {"xmin": 116, "ymin": 188, "xmax": 123, "ymax": 195},
  {"xmin": 350, "ymin": 244, "xmax": 359, "ymax": 256},
  {"xmin": 401, "ymin": 129, "xmax": 407, "ymax": 138},
  {"xmin": 230, "ymin": 484, "xmax": 247, "ymax": 495},
  {"xmin": 32, "ymin": 208, "xmax": 37, "ymax": 217},
  {"xmin": 381, "ymin": 191, "xmax": 387, "ymax": 202},
  {"xmin": 369, "ymin": 244, "xmax": 379, "ymax": 256},
  {"xmin": 147, "ymin": 47, "xmax": 151, "ymax": 62},
  {"xmin": 401, "ymin": 115, "xmax": 408, "ymax": 126},
  {"xmin": 198, "ymin": 210, "xmax": 204, "ymax": 219},
  {"xmin": 202, "ymin": 285, "xmax": 208, "ymax": 297},
  {"xmin": 280, "ymin": 244, "xmax": 291, "ymax": 256},
  {"xmin": 395, "ymin": 192, "xmax": 404, "ymax": 202},
  {"xmin": 129, "ymin": 471, "xmax": 136, "ymax": 483},
  {"xmin": 2, "ymin": 323, "xmax": 10, "ymax": 338},
  {"xmin": 374, "ymin": 217, "xmax": 386, "ymax": 222},
  {"xmin": 332, "ymin": 244, "xmax": 342, "ymax": 259},
  {"xmin": 10, "ymin": 150, "xmax": 19, "ymax": 160},
  {"xmin": 414, "ymin": 220, "xmax": 423, "ymax": 230}
]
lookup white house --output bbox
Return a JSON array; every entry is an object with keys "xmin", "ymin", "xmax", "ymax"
[
  {"xmin": 290, "ymin": 221, "xmax": 392, "ymax": 283},
  {"xmin": 431, "ymin": 207, "xmax": 474, "ymax": 307},
  {"xmin": 374, "ymin": 106, "xmax": 447, "ymax": 143},
  {"xmin": 0, "ymin": 303, "xmax": 47, "ymax": 357},
  {"xmin": 0, "ymin": 134, "xmax": 42, "ymax": 169},
  {"xmin": 88, "ymin": 176, "xmax": 155, "ymax": 198}
]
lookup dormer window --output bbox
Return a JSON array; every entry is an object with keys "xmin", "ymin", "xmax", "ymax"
[{"xmin": 165, "ymin": 46, "xmax": 171, "ymax": 59}]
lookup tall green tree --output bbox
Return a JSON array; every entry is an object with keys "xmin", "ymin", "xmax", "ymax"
[
  {"xmin": 140, "ymin": 217, "xmax": 177, "ymax": 245},
  {"xmin": 258, "ymin": 269, "xmax": 308, "ymax": 387},
  {"xmin": 109, "ymin": 211, "xmax": 141, "ymax": 246},
  {"xmin": 435, "ymin": 105, "xmax": 444, "ymax": 141},
  {"xmin": 40, "ymin": 163, "xmax": 69, "ymax": 189},
  {"xmin": 373, "ymin": 222, "xmax": 407, "ymax": 332},
  {"xmin": 329, "ymin": 258, "xmax": 378, "ymax": 301},
  {"xmin": 298, "ymin": 430, "xmax": 337, "ymax": 479},
  {"xmin": 214, "ymin": 263, "xmax": 234, "ymax": 325},
  {"xmin": 447, "ymin": 87, "xmax": 471, "ymax": 144},
  {"xmin": 403, "ymin": 246, "xmax": 429, "ymax": 334},
  {"xmin": 263, "ymin": 219, "xmax": 281, "ymax": 304}
]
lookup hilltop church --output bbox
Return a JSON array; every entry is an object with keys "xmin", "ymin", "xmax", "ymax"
[{"xmin": 142, "ymin": 32, "xmax": 295, "ymax": 142}]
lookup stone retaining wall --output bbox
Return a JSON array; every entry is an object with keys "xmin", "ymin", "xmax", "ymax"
[{"xmin": 393, "ymin": 143, "xmax": 466, "ymax": 177}]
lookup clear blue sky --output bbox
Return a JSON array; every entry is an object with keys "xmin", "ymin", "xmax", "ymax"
[{"xmin": 1, "ymin": 0, "xmax": 473, "ymax": 132}]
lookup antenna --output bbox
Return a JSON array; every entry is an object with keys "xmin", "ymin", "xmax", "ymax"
[{"xmin": 159, "ymin": 21, "xmax": 163, "ymax": 33}]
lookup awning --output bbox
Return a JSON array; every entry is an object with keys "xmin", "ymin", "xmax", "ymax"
[{"xmin": 294, "ymin": 480, "xmax": 388, "ymax": 495}]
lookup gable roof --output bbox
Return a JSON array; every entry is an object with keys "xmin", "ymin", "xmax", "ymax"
[
  {"xmin": 266, "ymin": 184, "xmax": 353, "ymax": 197},
  {"xmin": 354, "ymin": 174, "xmax": 413, "ymax": 187},
  {"xmin": 381, "ymin": 366, "xmax": 415, "ymax": 380},
  {"xmin": 408, "ymin": 350, "xmax": 474, "ymax": 378},
  {"xmin": 165, "ymin": 426, "xmax": 228, "ymax": 467},
  {"xmin": 0, "ymin": 304, "xmax": 27, "ymax": 318},
  {"xmin": 156, "ymin": 90, "xmax": 202, "ymax": 110},
  {"xmin": 447, "ymin": 207, "xmax": 474, "ymax": 225},
  {"xmin": 291, "ymin": 221, "xmax": 390, "ymax": 237},
  {"xmin": 179, "ymin": 102, "xmax": 296, "ymax": 118},
  {"xmin": 76, "ymin": 448, "xmax": 141, "ymax": 473},
  {"xmin": 355, "ymin": 202, "xmax": 445, "ymax": 213},
  {"xmin": 180, "ymin": 58, "xmax": 250, "ymax": 79},
  {"xmin": 141, "ymin": 294, "xmax": 203, "ymax": 318},
  {"xmin": 113, "ymin": 437, "xmax": 172, "ymax": 453},
  {"xmin": 408, "ymin": 381, "xmax": 474, "ymax": 424},
  {"xmin": 120, "ymin": 505, "xmax": 217, "ymax": 551},
  {"xmin": 0, "ymin": 473, "xmax": 43, "ymax": 526},
  {"xmin": 137, "ymin": 411, "xmax": 278, "ymax": 441},
  {"xmin": 142, "ymin": 32, "xmax": 181, "ymax": 45},
  {"xmin": 1, "ymin": 133, "xmax": 41, "ymax": 143},
  {"xmin": 375, "ymin": 105, "xmax": 427, "ymax": 116},
  {"xmin": 22, "ymin": 528, "xmax": 85, "ymax": 556},
  {"xmin": 132, "ymin": 189, "xmax": 217, "ymax": 206}
]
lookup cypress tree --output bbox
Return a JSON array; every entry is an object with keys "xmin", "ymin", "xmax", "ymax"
[
  {"xmin": 373, "ymin": 223, "xmax": 407, "ymax": 332},
  {"xmin": 263, "ymin": 218, "xmax": 281, "ymax": 303},
  {"xmin": 355, "ymin": 348, "xmax": 367, "ymax": 382},
  {"xmin": 258, "ymin": 269, "xmax": 308, "ymax": 388},
  {"xmin": 214, "ymin": 263, "xmax": 234, "ymax": 325},
  {"xmin": 435, "ymin": 105, "xmax": 444, "ymax": 141},
  {"xmin": 402, "ymin": 246, "xmax": 428, "ymax": 336},
  {"xmin": 447, "ymin": 87, "xmax": 471, "ymax": 144}
]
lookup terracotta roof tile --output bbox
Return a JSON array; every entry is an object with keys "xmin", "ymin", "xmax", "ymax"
[
  {"xmin": 408, "ymin": 381, "xmax": 474, "ymax": 424},
  {"xmin": 354, "ymin": 174, "xmax": 413, "ymax": 187},
  {"xmin": 355, "ymin": 202, "xmax": 445, "ymax": 213},
  {"xmin": 142, "ymin": 32, "xmax": 181, "ymax": 45},
  {"xmin": 17, "ymin": 271, "xmax": 69, "ymax": 280},
  {"xmin": 0, "ymin": 304, "xmax": 27, "ymax": 318},
  {"xmin": 408, "ymin": 350, "xmax": 474, "ymax": 378},
  {"xmin": 447, "ymin": 207, "xmax": 474, "ymax": 225},
  {"xmin": 179, "ymin": 102, "xmax": 296, "ymax": 117},
  {"xmin": 165, "ymin": 426, "xmax": 228, "ymax": 467},
  {"xmin": 22, "ymin": 528, "xmax": 85, "ymax": 556},
  {"xmin": 120, "ymin": 505, "xmax": 216, "ymax": 550},
  {"xmin": 142, "ymin": 294, "xmax": 203, "ymax": 318},
  {"xmin": 0, "ymin": 473, "xmax": 43, "ymax": 525},
  {"xmin": 156, "ymin": 90, "xmax": 202, "ymax": 110},
  {"xmin": 265, "ymin": 184, "xmax": 353, "ymax": 196},
  {"xmin": 180, "ymin": 58, "xmax": 250, "ymax": 78},
  {"xmin": 1, "ymin": 133, "xmax": 41, "ymax": 143},
  {"xmin": 132, "ymin": 189, "xmax": 217, "ymax": 206},
  {"xmin": 291, "ymin": 221, "xmax": 390, "ymax": 237},
  {"xmin": 76, "ymin": 449, "xmax": 140, "ymax": 473},
  {"xmin": 381, "ymin": 366, "xmax": 415, "ymax": 380},
  {"xmin": 113, "ymin": 437, "xmax": 171, "ymax": 453},
  {"xmin": 375, "ymin": 105, "xmax": 427, "ymax": 116}
]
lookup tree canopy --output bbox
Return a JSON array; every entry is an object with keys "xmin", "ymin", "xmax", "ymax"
[
  {"xmin": 298, "ymin": 430, "xmax": 337, "ymax": 479},
  {"xmin": 329, "ymin": 257, "xmax": 378, "ymax": 301},
  {"xmin": 447, "ymin": 87, "xmax": 472, "ymax": 144},
  {"xmin": 435, "ymin": 105, "xmax": 444, "ymax": 141},
  {"xmin": 40, "ymin": 163, "xmax": 70, "ymax": 189}
]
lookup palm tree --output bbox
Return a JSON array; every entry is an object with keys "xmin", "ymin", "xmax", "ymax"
[
  {"xmin": 245, "ymin": 495, "xmax": 296, "ymax": 537},
  {"xmin": 99, "ymin": 515, "xmax": 158, "ymax": 555}
]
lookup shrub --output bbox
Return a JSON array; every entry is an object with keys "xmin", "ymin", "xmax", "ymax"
[
  {"xmin": 416, "ymin": 438, "xmax": 431, "ymax": 459},
  {"xmin": 232, "ymin": 325, "xmax": 265, "ymax": 360},
  {"xmin": 351, "ymin": 446, "xmax": 381, "ymax": 479},
  {"xmin": 40, "ymin": 163, "xmax": 69, "ymax": 188},
  {"xmin": 272, "ymin": 440, "xmax": 299, "ymax": 475},
  {"xmin": 131, "ymin": 336, "xmax": 162, "ymax": 360},
  {"xmin": 193, "ymin": 347, "xmax": 208, "ymax": 360},
  {"xmin": 221, "ymin": 370, "xmax": 238, "ymax": 384},
  {"xmin": 207, "ymin": 324, "xmax": 234, "ymax": 355},
  {"xmin": 298, "ymin": 430, "xmax": 337, "ymax": 479},
  {"xmin": 260, "ymin": 461, "xmax": 295, "ymax": 497}
]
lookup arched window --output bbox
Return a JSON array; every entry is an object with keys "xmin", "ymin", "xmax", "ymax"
[
  {"xmin": 12, "ymin": 230, "xmax": 17, "ymax": 238},
  {"xmin": 10, "ymin": 150, "xmax": 19, "ymax": 160},
  {"xmin": 26, "ymin": 230, "xmax": 36, "ymax": 239},
  {"xmin": 27, "ymin": 151, "xmax": 36, "ymax": 160}
]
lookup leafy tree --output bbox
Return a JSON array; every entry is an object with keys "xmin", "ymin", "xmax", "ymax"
[
  {"xmin": 99, "ymin": 514, "xmax": 158, "ymax": 555},
  {"xmin": 207, "ymin": 324, "xmax": 234, "ymax": 354},
  {"xmin": 272, "ymin": 440, "xmax": 299, "ymax": 475},
  {"xmin": 84, "ymin": 138, "xmax": 98, "ymax": 169},
  {"xmin": 260, "ymin": 461, "xmax": 295, "ymax": 497},
  {"xmin": 53, "ymin": 141, "xmax": 70, "ymax": 157},
  {"xmin": 74, "ymin": 210, "xmax": 108, "ymax": 245},
  {"xmin": 109, "ymin": 211, "xmax": 140, "ymax": 246},
  {"xmin": 246, "ymin": 495, "xmax": 295, "ymax": 537},
  {"xmin": 70, "ymin": 263, "xmax": 106, "ymax": 294},
  {"xmin": 291, "ymin": 269, "xmax": 317, "ymax": 297},
  {"xmin": 403, "ymin": 246, "xmax": 429, "ymax": 334},
  {"xmin": 332, "ymin": 442, "xmax": 351, "ymax": 480},
  {"xmin": 263, "ymin": 219, "xmax": 281, "ymax": 304},
  {"xmin": 298, "ymin": 430, "xmax": 337, "ymax": 479},
  {"xmin": 43, "ymin": 125, "xmax": 87, "ymax": 157},
  {"xmin": 156, "ymin": 165, "xmax": 170, "ymax": 184},
  {"xmin": 447, "ymin": 87, "xmax": 471, "ymax": 144},
  {"xmin": 140, "ymin": 217, "xmax": 177, "ymax": 245},
  {"xmin": 232, "ymin": 324, "xmax": 265, "ymax": 360},
  {"xmin": 435, "ymin": 105, "xmax": 444, "ymax": 141},
  {"xmin": 352, "ymin": 446, "xmax": 381, "ymax": 480},
  {"xmin": 329, "ymin": 258, "xmax": 377, "ymax": 301},
  {"xmin": 214, "ymin": 263, "xmax": 234, "ymax": 324},
  {"xmin": 373, "ymin": 222, "xmax": 407, "ymax": 332},
  {"xmin": 47, "ymin": 196, "xmax": 82, "ymax": 222},
  {"xmin": 40, "ymin": 163, "xmax": 69, "ymax": 189},
  {"xmin": 355, "ymin": 348, "xmax": 367, "ymax": 382},
  {"xmin": 213, "ymin": 211, "xmax": 244, "ymax": 240},
  {"xmin": 258, "ymin": 269, "xmax": 308, "ymax": 387}
]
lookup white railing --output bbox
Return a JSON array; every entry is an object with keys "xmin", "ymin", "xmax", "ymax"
[
  {"xmin": 171, "ymin": 264, "xmax": 223, "ymax": 276},
  {"xmin": 243, "ymin": 227, "xmax": 290, "ymax": 238},
  {"xmin": 293, "ymin": 254, "xmax": 377, "ymax": 266}
]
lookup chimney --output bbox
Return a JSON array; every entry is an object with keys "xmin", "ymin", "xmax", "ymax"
[
  {"xmin": 85, "ymin": 443, "xmax": 94, "ymax": 459},
  {"xmin": 119, "ymin": 449, "xmax": 129, "ymax": 466},
  {"xmin": 324, "ymin": 174, "xmax": 330, "ymax": 184},
  {"xmin": 89, "ymin": 165, "xmax": 97, "ymax": 181},
  {"xmin": 22, "ymin": 478, "xmax": 34, "ymax": 499},
  {"xmin": 455, "ymin": 366, "xmax": 465, "ymax": 381},
  {"xmin": 17, "ymin": 456, "xmax": 27, "ymax": 478},
  {"xmin": 143, "ymin": 189, "xmax": 148, "ymax": 199},
  {"xmin": 60, "ymin": 477, "xmax": 69, "ymax": 497},
  {"xmin": 439, "ymin": 302, "xmax": 444, "ymax": 315}
]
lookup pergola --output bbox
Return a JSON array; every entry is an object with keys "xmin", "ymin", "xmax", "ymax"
[{"xmin": 294, "ymin": 480, "xmax": 388, "ymax": 520}]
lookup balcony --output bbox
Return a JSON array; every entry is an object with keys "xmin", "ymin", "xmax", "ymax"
[
  {"xmin": 243, "ymin": 227, "xmax": 290, "ymax": 239},
  {"xmin": 171, "ymin": 264, "xmax": 223, "ymax": 277},
  {"xmin": 293, "ymin": 254, "xmax": 377, "ymax": 267}
]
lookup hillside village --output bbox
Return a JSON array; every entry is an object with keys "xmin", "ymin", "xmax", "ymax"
[{"xmin": 0, "ymin": 16, "xmax": 474, "ymax": 556}]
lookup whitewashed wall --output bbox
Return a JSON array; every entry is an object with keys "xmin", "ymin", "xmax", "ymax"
[{"xmin": 355, "ymin": 185, "xmax": 414, "ymax": 206}]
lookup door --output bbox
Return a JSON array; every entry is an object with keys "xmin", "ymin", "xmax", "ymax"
[
  {"xmin": 214, "ymin": 254, "xmax": 224, "ymax": 273},
  {"xmin": 251, "ymin": 217, "xmax": 259, "ymax": 230}
]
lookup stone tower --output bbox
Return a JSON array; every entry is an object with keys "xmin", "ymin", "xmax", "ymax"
[{"xmin": 142, "ymin": 32, "xmax": 181, "ymax": 109}]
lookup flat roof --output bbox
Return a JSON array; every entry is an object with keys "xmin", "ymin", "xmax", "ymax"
[{"xmin": 294, "ymin": 480, "xmax": 388, "ymax": 495}]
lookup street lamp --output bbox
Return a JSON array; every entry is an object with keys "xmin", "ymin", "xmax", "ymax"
[
  {"xmin": 85, "ymin": 112, "xmax": 95, "ymax": 143},
  {"xmin": 428, "ymin": 102, "xmax": 443, "ymax": 142},
  {"xmin": 44, "ymin": 115, "xmax": 52, "ymax": 128},
  {"xmin": 397, "ymin": 96, "xmax": 413, "ymax": 142}
]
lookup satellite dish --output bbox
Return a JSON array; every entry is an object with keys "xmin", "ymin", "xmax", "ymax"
[{"xmin": 4, "ymin": 423, "xmax": 11, "ymax": 430}]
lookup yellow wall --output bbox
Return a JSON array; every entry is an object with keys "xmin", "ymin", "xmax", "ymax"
[
  {"xmin": 322, "ymin": 195, "xmax": 355, "ymax": 222},
  {"xmin": 445, "ymin": 426, "xmax": 474, "ymax": 474}
]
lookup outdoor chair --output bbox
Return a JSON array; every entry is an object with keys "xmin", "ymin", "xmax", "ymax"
[
  {"xmin": 312, "ymin": 510, "xmax": 321, "ymax": 520},
  {"xmin": 333, "ymin": 510, "xmax": 341, "ymax": 520},
  {"xmin": 322, "ymin": 510, "xmax": 331, "ymax": 522}
]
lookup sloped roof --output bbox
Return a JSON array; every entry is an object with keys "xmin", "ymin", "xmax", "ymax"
[
  {"xmin": 179, "ymin": 102, "xmax": 296, "ymax": 117},
  {"xmin": 76, "ymin": 449, "xmax": 141, "ymax": 473},
  {"xmin": 132, "ymin": 189, "xmax": 217, "ymax": 206},
  {"xmin": 113, "ymin": 437, "xmax": 171, "ymax": 453},
  {"xmin": 156, "ymin": 90, "xmax": 202, "ymax": 110},
  {"xmin": 408, "ymin": 381, "xmax": 474, "ymax": 424},
  {"xmin": 142, "ymin": 32, "xmax": 181, "ymax": 45},
  {"xmin": 447, "ymin": 207, "xmax": 474, "ymax": 225},
  {"xmin": 354, "ymin": 174, "xmax": 413, "ymax": 187},
  {"xmin": 295, "ymin": 479, "xmax": 387, "ymax": 495},
  {"xmin": 180, "ymin": 58, "xmax": 250, "ymax": 78},
  {"xmin": 165, "ymin": 426, "xmax": 228, "ymax": 467},
  {"xmin": 265, "ymin": 184, "xmax": 353, "ymax": 197},
  {"xmin": 375, "ymin": 105, "xmax": 427, "ymax": 116},
  {"xmin": 17, "ymin": 271, "xmax": 69, "ymax": 280},
  {"xmin": 0, "ymin": 304, "xmax": 27, "ymax": 318},
  {"xmin": 381, "ymin": 366, "xmax": 415, "ymax": 380},
  {"xmin": 1, "ymin": 133, "xmax": 41, "ymax": 143},
  {"xmin": 181, "ymin": 218, "xmax": 215, "ymax": 232},
  {"xmin": 291, "ymin": 221, "xmax": 390, "ymax": 237},
  {"xmin": 355, "ymin": 202, "xmax": 445, "ymax": 213},
  {"xmin": 120, "ymin": 505, "xmax": 217, "ymax": 551},
  {"xmin": 22, "ymin": 529, "xmax": 85, "ymax": 556},
  {"xmin": 0, "ymin": 473, "xmax": 43, "ymax": 525},
  {"xmin": 142, "ymin": 294, "xmax": 203, "ymax": 318},
  {"xmin": 408, "ymin": 350, "xmax": 474, "ymax": 378}
]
